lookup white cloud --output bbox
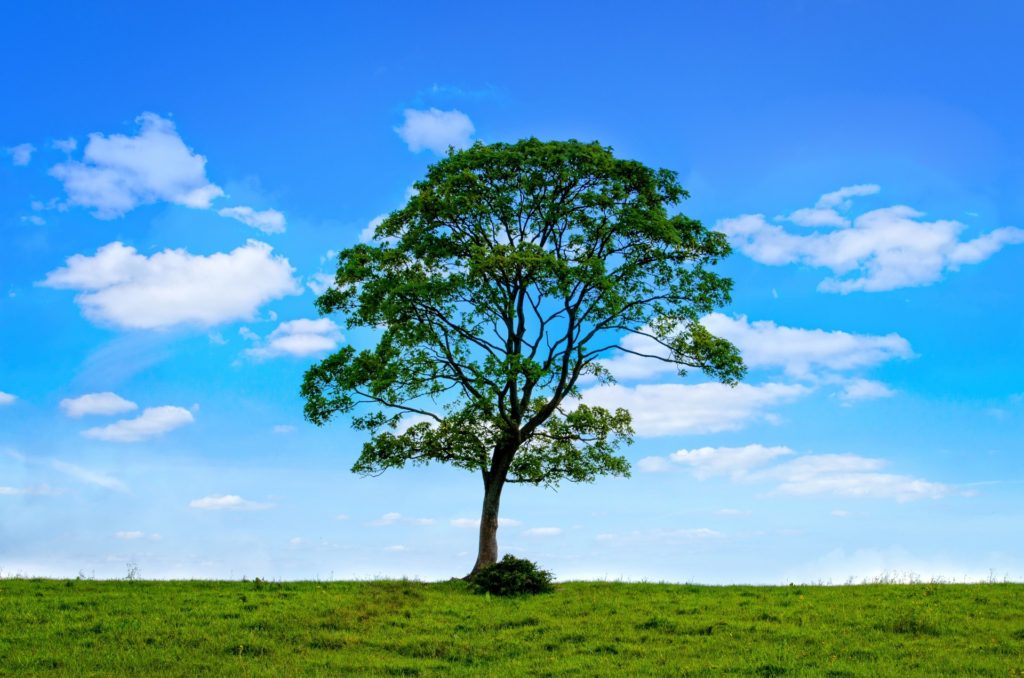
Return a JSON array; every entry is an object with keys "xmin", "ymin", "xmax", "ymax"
[
  {"xmin": 218, "ymin": 206, "xmax": 286, "ymax": 234},
  {"xmin": 49, "ymin": 459, "xmax": 127, "ymax": 492},
  {"xmin": 189, "ymin": 494, "xmax": 272, "ymax": 511},
  {"xmin": 394, "ymin": 413, "xmax": 436, "ymax": 435},
  {"xmin": 359, "ymin": 214, "xmax": 388, "ymax": 243},
  {"xmin": 523, "ymin": 527, "xmax": 562, "ymax": 537},
  {"xmin": 0, "ymin": 392, "xmax": 15, "ymax": 406},
  {"xmin": 450, "ymin": 517, "xmax": 522, "ymax": 528},
  {"xmin": 306, "ymin": 272, "xmax": 335, "ymax": 296},
  {"xmin": 817, "ymin": 185, "xmax": 881, "ymax": 209},
  {"xmin": 243, "ymin": 318, "xmax": 343, "ymax": 359},
  {"xmin": 21, "ymin": 215, "xmax": 46, "ymax": 226},
  {"xmin": 81, "ymin": 405, "xmax": 194, "ymax": 442},
  {"xmin": 49, "ymin": 112, "xmax": 224, "ymax": 218},
  {"xmin": 8, "ymin": 143, "xmax": 35, "ymax": 166},
  {"xmin": 272, "ymin": 424, "xmax": 295, "ymax": 434},
  {"xmin": 40, "ymin": 240, "xmax": 300, "ymax": 329},
  {"xmin": 670, "ymin": 444, "xmax": 795, "ymax": 480},
  {"xmin": 60, "ymin": 392, "xmax": 138, "ymax": 418},
  {"xmin": 647, "ymin": 444, "xmax": 949, "ymax": 502},
  {"xmin": 765, "ymin": 454, "xmax": 948, "ymax": 501},
  {"xmin": 718, "ymin": 189, "xmax": 1024, "ymax": 292},
  {"xmin": 702, "ymin": 314, "xmax": 912, "ymax": 379},
  {"xmin": 52, "ymin": 137, "xmax": 77, "ymax": 153},
  {"xmin": 395, "ymin": 108, "xmax": 475, "ymax": 154},
  {"xmin": 784, "ymin": 184, "xmax": 880, "ymax": 227},
  {"xmin": 579, "ymin": 382, "xmax": 810, "ymax": 437},
  {"xmin": 838, "ymin": 378, "xmax": 896, "ymax": 403},
  {"xmin": 384, "ymin": 545, "xmax": 407, "ymax": 552},
  {"xmin": 596, "ymin": 314, "xmax": 911, "ymax": 382},
  {"xmin": 636, "ymin": 456, "xmax": 672, "ymax": 473},
  {"xmin": 114, "ymin": 531, "xmax": 145, "ymax": 540}
]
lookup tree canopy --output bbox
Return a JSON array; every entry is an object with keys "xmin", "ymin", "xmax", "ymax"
[{"xmin": 302, "ymin": 138, "xmax": 744, "ymax": 572}]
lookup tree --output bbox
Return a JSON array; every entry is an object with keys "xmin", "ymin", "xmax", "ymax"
[{"xmin": 302, "ymin": 139, "xmax": 745, "ymax": 576}]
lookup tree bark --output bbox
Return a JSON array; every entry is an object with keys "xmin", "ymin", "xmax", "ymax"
[{"xmin": 467, "ymin": 470, "xmax": 507, "ymax": 577}]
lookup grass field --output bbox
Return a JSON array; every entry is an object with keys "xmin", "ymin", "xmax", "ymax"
[{"xmin": 1, "ymin": 578, "xmax": 1022, "ymax": 676}]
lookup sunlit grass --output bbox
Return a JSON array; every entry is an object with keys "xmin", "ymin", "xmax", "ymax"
[{"xmin": 1, "ymin": 578, "xmax": 1022, "ymax": 675}]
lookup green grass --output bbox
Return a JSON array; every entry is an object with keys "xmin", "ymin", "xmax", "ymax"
[{"xmin": 1, "ymin": 578, "xmax": 1023, "ymax": 676}]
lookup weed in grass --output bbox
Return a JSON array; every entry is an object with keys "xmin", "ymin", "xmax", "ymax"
[
  {"xmin": 877, "ymin": 610, "xmax": 941, "ymax": 636},
  {"xmin": 636, "ymin": 616, "xmax": 678, "ymax": 632}
]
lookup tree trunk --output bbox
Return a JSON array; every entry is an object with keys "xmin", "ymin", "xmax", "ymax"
[{"xmin": 467, "ymin": 471, "xmax": 506, "ymax": 577}]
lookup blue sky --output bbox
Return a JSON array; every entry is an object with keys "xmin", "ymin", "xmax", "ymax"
[{"xmin": 2, "ymin": 1, "xmax": 1023, "ymax": 582}]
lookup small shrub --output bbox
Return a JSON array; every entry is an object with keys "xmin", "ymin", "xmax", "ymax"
[{"xmin": 469, "ymin": 555, "xmax": 554, "ymax": 596}]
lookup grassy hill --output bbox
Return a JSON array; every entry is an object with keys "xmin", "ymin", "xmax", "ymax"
[{"xmin": 1, "ymin": 578, "xmax": 1022, "ymax": 675}]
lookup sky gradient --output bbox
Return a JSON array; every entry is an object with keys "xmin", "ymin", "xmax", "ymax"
[{"xmin": 2, "ymin": 1, "xmax": 1023, "ymax": 583}]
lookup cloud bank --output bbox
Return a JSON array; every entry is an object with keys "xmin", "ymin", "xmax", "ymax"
[
  {"xmin": 40, "ymin": 240, "xmax": 300, "ymax": 329},
  {"xmin": 580, "ymin": 382, "xmax": 810, "ymax": 437},
  {"xmin": 639, "ymin": 443, "xmax": 949, "ymax": 501},
  {"xmin": 50, "ymin": 113, "xmax": 224, "ymax": 218},
  {"xmin": 717, "ymin": 185, "xmax": 1024, "ymax": 292}
]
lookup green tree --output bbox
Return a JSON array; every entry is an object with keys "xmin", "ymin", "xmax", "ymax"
[{"xmin": 302, "ymin": 139, "xmax": 744, "ymax": 576}]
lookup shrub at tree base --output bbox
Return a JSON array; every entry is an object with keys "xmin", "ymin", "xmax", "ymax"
[{"xmin": 468, "ymin": 555, "xmax": 554, "ymax": 596}]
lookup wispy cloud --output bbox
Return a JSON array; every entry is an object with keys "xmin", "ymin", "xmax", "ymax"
[
  {"xmin": 0, "ymin": 485, "xmax": 63, "ymax": 496},
  {"xmin": 783, "ymin": 184, "xmax": 880, "ymax": 227},
  {"xmin": 8, "ymin": 143, "xmax": 35, "ymax": 166},
  {"xmin": 81, "ymin": 406, "xmax": 194, "ymax": 443},
  {"xmin": 218, "ymin": 206, "xmax": 286, "ymax": 234},
  {"xmin": 50, "ymin": 459, "xmax": 128, "ymax": 492},
  {"xmin": 60, "ymin": 392, "xmax": 138, "ymax": 418},
  {"xmin": 596, "ymin": 528, "xmax": 722, "ymax": 543},
  {"xmin": 368, "ymin": 512, "xmax": 434, "ymax": 527},
  {"xmin": 189, "ymin": 495, "xmax": 273, "ymax": 511},
  {"xmin": 837, "ymin": 378, "xmax": 897, "ymax": 404}
]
